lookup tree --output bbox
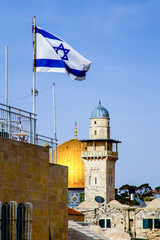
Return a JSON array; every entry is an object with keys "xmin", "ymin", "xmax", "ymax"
[
  {"xmin": 116, "ymin": 183, "xmax": 153, "ymax": 204},
  {"xmin": 155, "ymin": 186, "xmax": 160, "ymax": 191},
  {"xmin": 136, "ymin": 183, "xmax": 152, "ymax": 197},
  {"xmin": 119, "ymin": 184, "xmax": 130, "ymax": 197},
  {"xmin": 116, "ymin": 184, "xmax": 138, "ymax": 205}
]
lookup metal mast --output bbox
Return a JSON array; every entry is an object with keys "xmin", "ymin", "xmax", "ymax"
[{"xmin": 5, "ymin": 45, "xmax": 8, "ymax": 106}]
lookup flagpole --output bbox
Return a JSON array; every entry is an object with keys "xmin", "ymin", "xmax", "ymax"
[
  {"xmin": 5, "ymin": 45, "xmax": 8, "ymax": 106},
  {"xmin": 53, "ymin": 82, "xmax": 57, "ymax": 164},
  {"xmin": 32, "ymin": 16, "xmax": 36, "ymax": 144},
  {"xmin": 5, "ymin": 45, "xmax": 8, "ymax": 134}
]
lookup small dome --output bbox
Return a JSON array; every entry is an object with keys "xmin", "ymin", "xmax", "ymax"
[{"xmin": 91, "ymin": 100, "xmax": 109, "ymax": 119}]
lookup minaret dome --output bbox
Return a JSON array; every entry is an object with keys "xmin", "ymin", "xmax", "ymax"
[
  {"xmin": 89, "ymin": 100, "xmax": 110, "ymax": 139},
  {"xmin": 91, "ymin": 100, "xmax": 109, "ymax": 119}
]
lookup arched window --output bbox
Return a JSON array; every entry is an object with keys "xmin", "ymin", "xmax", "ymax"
[
  {"xmin": 17, "ymin": 202, "xmax": 33, "ymax": 240},
  {"xmin": 95, "ymin": 177, "xmax": 97, "ymax": 185},
  {"xmin": 2, "ymin": 201, "xmax": 17, "ymax": 240}
]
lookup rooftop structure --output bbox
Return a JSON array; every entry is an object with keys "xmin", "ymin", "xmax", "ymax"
[{"xmin": 0, "ymin": 103, "xmax": 57, "ymax": 160}]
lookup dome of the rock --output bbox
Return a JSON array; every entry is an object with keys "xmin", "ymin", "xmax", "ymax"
[{"xmin": 55, "ymin": 138, "xmax": 86, "ymax": 188}]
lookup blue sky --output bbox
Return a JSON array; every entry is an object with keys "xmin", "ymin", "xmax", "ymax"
[{"xmin": 0, "ymin": 0, "xmax": 160, "ymax": 189}]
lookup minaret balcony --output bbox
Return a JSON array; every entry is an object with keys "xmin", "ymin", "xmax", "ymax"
[{"xmin": 81, "ymin": 150, "xmax": 118, "ymax": 158}]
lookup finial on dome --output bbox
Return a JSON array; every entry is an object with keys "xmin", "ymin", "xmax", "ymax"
[
  {"xmin": 99, "ymin": 100, "xmax": 101, "ymax": 106},
  {"xmin": 74, "ymin": 122, "xmax": 77, "ymax": 140}
]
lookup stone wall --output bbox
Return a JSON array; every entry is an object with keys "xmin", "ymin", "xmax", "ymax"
[
  {"xmin": 49, "ymin": 163, "xmax": 68, "ymax": 239},
  {"xmin": 84, "ymin": 159, "xmax": 107, "ymax": 203},
  {"xmin": 0, "ymin": 137, "xmax": 68, "ymax": 240},
  {"xmin": 83, "ymin": 157, "xmax": 116, "ymax": 205},
  {"xmin": 89, "ymin": 118, "xmax": 110, "ymax": 139},
  {"xmin": 135, "ymin": 209, "xmax": 160, "ymax": 239},
  {"xmin": 106, "ymin": 160, "xmax": 116, "ymax": 203}
]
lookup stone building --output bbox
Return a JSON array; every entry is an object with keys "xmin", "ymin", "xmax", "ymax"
[
  {"xmin": 78, "ymin": 199, "xmax": 160, "ymax": 240},
  {"xmin": 80, "ymin": 101, "xmax": 120, "ymax": 204},
  {"xmin": 53, "ymin": 101, "xmax": 120, "ymax": 207},
  {"xmin": 0, "ymin": 137, "xmax": 68, "ymax": 240}
]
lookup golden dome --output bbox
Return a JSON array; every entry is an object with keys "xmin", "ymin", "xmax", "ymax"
[{"xmin": 55, "ymin": 138, "xmax": 86, "ymax": 188}]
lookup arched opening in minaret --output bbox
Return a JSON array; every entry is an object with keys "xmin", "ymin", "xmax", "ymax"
[{"xmin": 95, "ymin": 177, "xmax": 97, "ymax": 185}]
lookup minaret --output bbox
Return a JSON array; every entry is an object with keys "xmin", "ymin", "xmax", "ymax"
[{"xmin": 81, "ymin": 101, "xmax": 121, "ymax": 204}]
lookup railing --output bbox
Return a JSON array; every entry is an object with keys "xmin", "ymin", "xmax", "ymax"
[
  {"xmin": 0, "ymin": 103, "xmax": 57, "ymax": 149},
  {"xmin": 0, "ymin": 103, "xmax": 35, "ymax": 144},
  {"xmin": 81, "ymin": 150, "xmax": 118, "ymax": 158},
  {"xmin": 36, "ymin": 134, "xmax": 56, "ymax": 147},
  {"xmin": 107, "ymin": 150, "xmax": 118, "ymax": 158},
  {"xmin": 36, "ymin": 134, "xmax": 57, "ymax": 159},
  {"xmin": 81, "ymin": 150, "xmax": 107, "ymax": 157}
]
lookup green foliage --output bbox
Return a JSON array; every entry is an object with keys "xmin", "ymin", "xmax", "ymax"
[
  {"xmin": 155, "ymin": 186, "xmax": 160, "ymax": 191},
  {"xmin": 143, "ymin": 196, "xmax": 153, "ymax": 202},
  {"xmin": 115, "ymin": 194, "xmax": 139, "ymax": 205},
  {"xmin": 119, "ymin": 184, "xmax": 130, "ymax": 196},
  {"xmin": 116, "ymin": 183, "xmax": 153, "ymax": 205},
  {"xmin": 136, "ymin": 183, "xmax": 152, "ymax": 197}
]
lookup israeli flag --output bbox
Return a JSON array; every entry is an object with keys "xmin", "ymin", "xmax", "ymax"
[{"xmin": 35, "ymin": 26, "xmax": 91, "ymax": 80}]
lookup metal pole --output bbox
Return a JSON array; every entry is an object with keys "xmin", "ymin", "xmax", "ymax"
[
  {"xmin": 8, "ymin": 106, "xmax": 11, "ymax": 138},
  {"xmin": 29, "ymin": 113, "xmax": 32, "ymax": 143},
  {"xmin": 5, "ymin": 45, "xmax": 8, "ymax": 133},
  {"xmin": 5, "ymin": 45, "xmax": 8, "ymax": 106},
  {"xmin": 32, "ymin": 16, "xmax": 36, "ymax": 144},
  {"xmin": 53, "ymin": 82, "xmax": 57, "ymax": 164}
]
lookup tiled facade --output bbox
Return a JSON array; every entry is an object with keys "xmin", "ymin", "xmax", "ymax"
[{"xmin": 0, "ymin": 137, "xmax": 68, "ymax": 240}]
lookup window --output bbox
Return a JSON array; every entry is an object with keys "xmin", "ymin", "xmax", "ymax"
[
  {"xmin": 95, "ymin": 177, "xmax": 97, "ymax": 185},
  {"xmin": 95, "ymin": 130, "xmax": 97, "ymax": 135},
  {"xmin": 99, "ymin": 219, "xmax": 105, "ymax": 228},
  {"xmin": 143, "ymin": 219, "xmax": 153, "ymax": 229},
  {"xmin": 1, "ymin": 201, "xmax": 32, "ymax": 240},
  {"xmin": 17, "ymin": 203, "xmax": 33, "ymax": 240},
  {"xmin": 2, "ymin": 201, "xmax": 17, "ymax": 240},
  {"xmin": 94, "ymin": 121, "xmax": 96, "ymax": 124},
  {"xmin": 99, "ymin": 219, "xmax": 111, "ymax": 229},
  {"xmin": 106, "ymin": 219, "xmax": 111, "ymax": 228},
  {"xmin": 89, "ymin": 176, "xmax": 91, "ymax": 185},
  {"xmin": 154, "ymin": 219, "xmax": 160, "ymax": 229}
]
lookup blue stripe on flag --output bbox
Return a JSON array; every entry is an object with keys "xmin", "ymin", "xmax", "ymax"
[
  {"xmin": 66, "ymin": 65, "xmax": 86, "ymax": 78},
  {"xmin": 36, "ymin": 59, "xmax": 86, "ymax": 78},
  {"xmin": 36, "ymin": 59, "xmax": 65, "ymax": 68},
  {"xmin": 35, "ymin": 27, "xmax": 63, "ymax": 41}
]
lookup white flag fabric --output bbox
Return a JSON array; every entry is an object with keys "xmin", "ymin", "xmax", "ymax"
[{"xmin": 35, "ymin": 26, "xmax": 91, "ymax": 80}]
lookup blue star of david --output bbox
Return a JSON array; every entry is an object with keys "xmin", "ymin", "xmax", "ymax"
[{"xmin": 53, "ymin": 43, "xmax": 70, "ymax": 61}]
